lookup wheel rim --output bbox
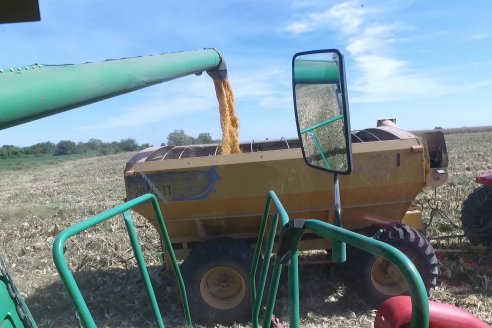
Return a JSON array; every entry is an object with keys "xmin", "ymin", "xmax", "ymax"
[
  {"xmin": 199, "ymin": 266, "xmax": 246, "ymax": 310},
  {"xmin": 370, "ymin": 257, "xmax": 408, "ymax": 296}
]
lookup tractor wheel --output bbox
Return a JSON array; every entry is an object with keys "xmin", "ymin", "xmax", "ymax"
[
  {"xmin": 360, "ymin": 224, "xmax": 438, "ymax": 304},
  {"xmin": 461, "ymin": 186, "xmax": 492, "ymax": 245},
  {"xmin": 181, "ymin": 237, "xmax": 255, "ymax": 325}
]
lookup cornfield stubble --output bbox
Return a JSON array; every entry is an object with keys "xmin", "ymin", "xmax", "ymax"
[{"xmin": 0, "ymin": 131, "xmax": 491, "ymax": 327}]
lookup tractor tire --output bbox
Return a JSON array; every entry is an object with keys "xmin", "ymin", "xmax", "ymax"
[
  {"xmin": 359, "ymin": 224, "xmax": 438, "ymax": 304},
  {"xmin": 461, "ymin": 186, "xmax": 492, "ymax": 245},
  {"xmin": 181, "ymin": 237, "xmax": 255, "ymax": 325}
]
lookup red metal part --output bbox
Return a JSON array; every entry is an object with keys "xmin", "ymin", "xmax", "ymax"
[
  {"xmin": 476, "ymin": 172, "xmax": 492, "ymax": 186},
  {"xmin": 374, "ymin": 296, "xmax": 490, "ymax": 328}
]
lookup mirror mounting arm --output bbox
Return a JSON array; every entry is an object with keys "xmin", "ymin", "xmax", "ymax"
[{"xmin": 334, "ymin": 173, "xmax": 342, "ymax": 227}]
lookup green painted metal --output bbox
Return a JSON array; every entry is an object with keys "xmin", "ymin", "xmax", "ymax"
[
  {"xmin": 251, "ymin": 190, "xmax": 290, "ymax": 328},
  {"xmin": 293, "ymin": 60, "xmax": 340, "ymax": 84},
  {"xmin": 0, "ymin": 257, "xmax": 37, "ymax": 328},
  {"xmin": 299, "ymin": 114, "xmax": 344, "ymax": 134},
  {"xmin": 299, "ymin": 115, "xmax": 345, "ymax": 171},
  {"xmin": 0, "ymin": 48, "xmax": 223, "ymax": 130},
  {"xmin": 251, "ymin": 190, "xmax": 430, "ymax": 328},
  {"xmin": 122, "ymin": 210, "xmax": 165, "ymax": 328},
  {"xmin": 309, "ymin": 130, "xmax": 332, "ymax": 170},
  {"xmin": 0, "ymin": 281, "xmax": 24, "ymax": 328},
  {"xmin": 52, "ymin": 193, "xmax": 192, "ymax": 328}
]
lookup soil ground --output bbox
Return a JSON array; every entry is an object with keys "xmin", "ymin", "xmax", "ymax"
[{"xmin": 0, "ymin": 131, "xmax": 491, "ymax": 327}]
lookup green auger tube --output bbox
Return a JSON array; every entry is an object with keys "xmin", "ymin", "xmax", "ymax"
[{"xmin": 0, "ymin": 48, "xmax": 225, "ymax": 130}]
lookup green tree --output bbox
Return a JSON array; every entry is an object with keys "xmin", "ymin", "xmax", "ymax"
[
  {"xmin": 54, "ymin": 140, "xmax": 78, "ymax": 155},
  {"xmin": 0, "ymin": 145, "xmax": 24, "ymax": 159},
  {"xmin": 87, "ymin": 138, "xmax": 104, "ymax": 151},
  {"xmin": 195, "ymin": 132, "xmax": 214, "ymax": 144},
  {"xmin": 24, "ymin": 142, "xmax": 56, "ymax": 156},
  {"xmin": 167, "ymin": 130, "xmax": 194, "ymax": 146},
  {"xmin": 118, "ymin": 138, "xmax": 139, "ymax": 151}
]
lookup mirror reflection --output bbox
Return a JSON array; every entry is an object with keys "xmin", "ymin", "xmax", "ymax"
[{"xmin": 293, "ymin": 51, "xmax": 351, "ymax": 174}]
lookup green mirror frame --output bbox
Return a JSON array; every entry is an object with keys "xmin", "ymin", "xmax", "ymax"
[{"xmin": 292, "ymin": 49, "xmax": 352, "ymax": 175}]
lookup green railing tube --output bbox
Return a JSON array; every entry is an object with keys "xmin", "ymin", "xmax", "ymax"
[
  {"xmin": 252, "ymin": 212, "xmax": 279, "ymax": 327},
  {"xmin": 299, "ymin": 114, "xmax": 344, "ymax": 135},
  {"xmin": 302, "ymin": 219, "xmax": 429, "ymax": 328},
  {"xmin": 152, "ymin": 196, "xmax": 193, "ymax": 327},
  {"xmin": 294, "ymin": 60, "xmax": 339, "ymax": 84},
  {"xmin": 251, "ymin": 191, "xmax": 290, "ymax": 328},
  {"xmin": 299, "ymin": 114, "xmax": 344, "ymax": 171},
  {"xmin": 262, "ymin": 258, "xmax": 283, "ymax": 328},
  {"xmin": 287, "ymin": 233, "xmax": 302, "ymax": 328},
  {"xmin": 122, "ymin": 211, "xmax": 165, "ymax": 328},
  {"xmin": 331, "ymin": 239, "xmax": 346, "ymax": 263},
  {"xmin": 52, "ymin": 193, "xmax": 192, "ymax": 328},
  {"xmin": 250, "ymin": 195, "xmax": 272, "ymax": 308},
  {"xmin": 309, "ymin": 130, "xmax": 332, "ymax": 170},
  {"xmin": 254, "ymin": 190, "xmax": 429, "ymax": 328},
  {"xmin": 0, "ymin": 49, "xmax": 222, "ymax": 130}
]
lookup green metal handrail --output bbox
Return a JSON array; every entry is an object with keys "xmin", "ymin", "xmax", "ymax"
[
  {"xmin": 250, "ymin": 191, "xmax": 290, "ymax": 328},
  {"xmin": 52, "ymin": 193, "xmax": 192, "ymax": 328},
  {"xmin": 251, "ymin": 190, "xmax": 429, "ymax": 328},
  {"xmin": 299, "ymin": 114, "xmax": 344, "ymax": 135},
  {"xmin": 299, "ymin": 114, "xmax": 344, "ymax": 170}
]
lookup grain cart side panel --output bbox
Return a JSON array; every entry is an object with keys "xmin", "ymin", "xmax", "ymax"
[{"xmin": 124, "ymin": 136, "xmax": 429, "ymax": 259}]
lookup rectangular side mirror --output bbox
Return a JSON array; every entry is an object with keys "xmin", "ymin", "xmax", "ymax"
[{"xmin": 292, "ymin": 49, "xmax": 352, "ymax": 174}]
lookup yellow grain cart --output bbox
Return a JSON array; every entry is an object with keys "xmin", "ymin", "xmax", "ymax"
[
  {"xmin": 123, "ymin": 120, "xmax": 447, "ymax": 322},
  {"xmin": 124, "ymin": 124, "xmax": 447, "ymax": 254}
]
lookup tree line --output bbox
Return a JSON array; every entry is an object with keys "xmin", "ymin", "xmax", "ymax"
[{"xmin": 0, "ymin": 130, "xmax": 219, "ymax": 159}]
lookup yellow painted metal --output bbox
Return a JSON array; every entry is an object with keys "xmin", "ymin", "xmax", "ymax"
[
  {"xmin": 125, "ymin": 133, "xmax": 445, "ymax": 259},
  {"xmin": 402, "ymin": 210, "xmax": 423, "ymax": 231},
  {"xmin": 199, "ymin": 267, "xmax": 246, "ymax": 310}
]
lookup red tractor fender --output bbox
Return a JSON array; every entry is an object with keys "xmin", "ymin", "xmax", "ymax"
[
  {"xmin": 374, "ymin": 296, "xmax": 490, "ymax": 328},
  {"xmin": 476, "ymin": 172, "xmax": 492, "ymax": 186}
]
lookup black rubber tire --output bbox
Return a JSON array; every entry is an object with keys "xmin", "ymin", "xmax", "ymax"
[
  {"xmin": 461, "ymin": 186, "xmax": 492, "ymax": 245},
  {"xmin": 359, "ymin": 224, "xmax": 439, "ymax": 304},
  {"xmin": 181, "ymin": 237, "xmax": 255, "ymax": 325}
]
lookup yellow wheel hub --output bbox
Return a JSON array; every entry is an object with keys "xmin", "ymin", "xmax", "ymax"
[
  {"xmin": 200, "ymin": 266, "xmax": 246, "ymax": 310},
  {"xmin": 370, "ymin": 257, "xmax": 408, "ymax": 296}
]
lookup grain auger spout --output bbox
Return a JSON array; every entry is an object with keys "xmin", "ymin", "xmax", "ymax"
[{"xmin": 0, "ymin": 48, "xmax": 228, "ymax": 130}]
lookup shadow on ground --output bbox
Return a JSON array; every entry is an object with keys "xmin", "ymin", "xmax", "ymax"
[{"xmin": 25, "ymin": 260, "xmax": 376, "ymax": 328}]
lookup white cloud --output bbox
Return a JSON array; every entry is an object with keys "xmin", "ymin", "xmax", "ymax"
[
  {"xmin": 284, "ymin": 0, "xmax": 458, "ymax": 103},
  {"xmin": 81, "ymin": 78, "xmax": 218, "ymax": 130},
  {"xmin": 285, "ymin": 22, "xmax": 313, "ymax": 35},
  {"xmin": 325, "ymin": 1, "xmax": 366, "ymax": 34},
  {"xmin": 469, "ymin": 33, "xmax": 491, "ymax": 41},
  {"xmin": 232, "ymin": 67, "xmax": 292, "ymax": 110},
  {"xmin": 284, "ymin": 0, "xmax": 368, "ymax": 36},
  {"xmin": 81, "ymin": 65, "xmax": 293, "ymax": 132}
]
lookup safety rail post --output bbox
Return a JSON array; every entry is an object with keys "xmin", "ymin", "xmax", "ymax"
[
  {"xmin": 252, "ymin": 191, "xmax": 430, "ymax": 328},
  {"xmin": 250, "ymin": 190, "xmax": 290, "ymax": 328},
  {"xmin": 52, "ymin": 193, "xmax": 192, "ymax": 328}
]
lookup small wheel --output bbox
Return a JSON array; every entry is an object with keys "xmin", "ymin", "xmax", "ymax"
[
  {"xmin": 181, "ymin": 237, "xmax": 254, "ymax": 324},
  {"xmin": 461, "ymin": 186, "xmax": 492, "ymax": 245},
  {"xmin": 360, "ymin": 224, "xmax": 438, "ymax": 303}
]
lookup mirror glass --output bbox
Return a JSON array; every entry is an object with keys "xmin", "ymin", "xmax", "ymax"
[{"xmin": 292, "ymin": 50, "xmax": 352, "ymax": 174}]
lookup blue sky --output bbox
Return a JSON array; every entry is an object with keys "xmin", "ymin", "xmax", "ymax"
[{"xmin": 1, "ymin": 0, "xmax": 491, "ymax": 147}]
